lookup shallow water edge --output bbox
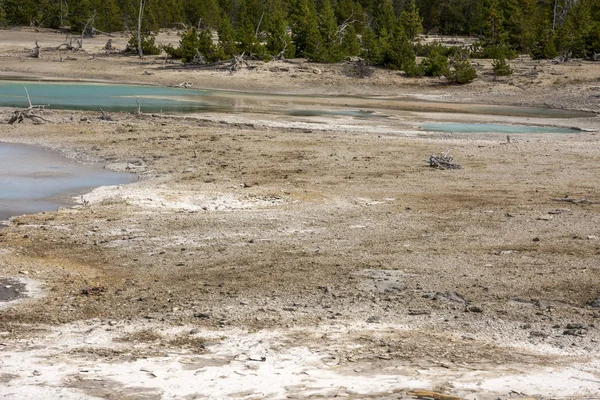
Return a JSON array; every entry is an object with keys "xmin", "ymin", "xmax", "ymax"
[{"xmin": 0, "ymin": 142, "xmax": 136, "ymax": 222}]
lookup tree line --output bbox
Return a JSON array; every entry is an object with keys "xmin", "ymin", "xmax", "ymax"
[{"xmin": 1, "ymin": 0, "xmax": 598, "ymax": 69}]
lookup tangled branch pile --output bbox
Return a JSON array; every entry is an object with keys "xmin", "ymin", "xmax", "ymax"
[
  {"xmin": 428, "ymin": 151, "xmax": 462, "ymax": 170},
  {"xmin": 7, "ymin": 87, "xmax": 50, "ymax": 125}
]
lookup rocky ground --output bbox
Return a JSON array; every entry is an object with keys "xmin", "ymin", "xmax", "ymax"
[{"xmin": 0, "ymin": 27, "xmax": 599, "ymax": 399}]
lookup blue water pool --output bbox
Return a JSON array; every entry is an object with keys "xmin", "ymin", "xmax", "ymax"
[
  {"xmin": 0, "ymin": 142, "xmax": 136, "ymax": 221},
  {"xmin": 421, "ymin": 123, "xmax": 583, "ymax": 134}
]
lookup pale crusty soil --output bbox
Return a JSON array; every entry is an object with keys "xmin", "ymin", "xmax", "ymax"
[{"xmin": 0, "ymin": 27, "xmax": 600, "ymax": 399}]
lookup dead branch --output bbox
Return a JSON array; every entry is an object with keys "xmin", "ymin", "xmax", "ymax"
[
  {"xmin": 31, "ymin": 40, "xmax": 41, "ymax": 58},
  {"xmin": 135, "ymin": 98, "xmax": 141, "ymax": 115},
  {"xmin": 57, "ymin": 32, "xmax": 82, "ymax": 51},
  {"xmin": 174, "ymin": 82, "xmax": 193, "ymax": 88},
  {"xmin": 552, "ymin": 197, "xmax": 599, "ymax": 204},
  {"xmin": 24, "ymin": 87, "xmax": 33, "ymax": 109},
  {"xmin": 30, "ymin": 17, "xmax": 43, "ymax": 32},
  {"xmin": 99, "ymin": 108, "xmax": 112, "ymax": 121},
  {"xmin": 255, "ymin": 12, "xmax": 265, "ymax": 38},
  {"xmin": 8, "ymin": 109, "xmax": 50, "ymax": 124},
  {"xmin": 93, "ymin": 28, "xmax": 114, "ymax": 37},
  {"xmin": 80, "ymin": 12, "xmax": 97, "ymax": 48},
  {"xmin": 229, "ymin": 53, "xmax": 250, "ymax": 73},
  {"xmin": 274, "ymin": 38, "xmax": 289, "ymax": 61},
  {"xmin": 428, "ymin": 150, "xmax": 462, "ymax": 170},
  {"xmin": 337, "ymin": 14, "xmax": 356, "ymax": 36},
  {"xmin": 8, "ymin": 87, "xmax": 51, "ymax": 124},
  {"xmin": 191, "ymin": 49, "xmax": 206, "ymax": 64},
  {"xmin": 408, "ymin": 390, "xmax": 461, "ymax": 400},
  {"xmin": 175, "ymin": 22, "xmax": 191, "ymax": 31}
]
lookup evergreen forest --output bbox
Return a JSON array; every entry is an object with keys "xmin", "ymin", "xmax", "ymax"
[{"xmin": 1, "ymin": 0, "xmax": 598, "ymax": 75}]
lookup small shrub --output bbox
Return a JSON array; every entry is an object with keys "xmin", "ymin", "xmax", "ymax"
[
  {"xmin": 163, "ymin": 43, "xmax": 182, "ymax": 59},
  {"xmin": 174, "ymin": 28, "xmax": 224, "ymax": 63},
  {"xmin": 444, "ymin": 55, "xmax": 477, "ymax": 84},
  {"xmin": 420, "ymin": 49, "xmax": 449, "ymax": 77},
  {"xmin": 127, "ymin": 34, "xmax": 161, "ymax": 56},
  {"xmin": 492, "ymin": 56, "xmax": 513, "ymax": 76},
  {"xmin": 404, "ymin": 60, "xmax": 424, "ymax": 77},
  {"xmin": 469, "ymin": 41, "xmax": 517, "ymax": 60}
]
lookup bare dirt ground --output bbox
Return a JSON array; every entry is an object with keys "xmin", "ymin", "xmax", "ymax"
[{"xmin": 0, "ymin": 27, "xmax": 600, "ymax": 399}]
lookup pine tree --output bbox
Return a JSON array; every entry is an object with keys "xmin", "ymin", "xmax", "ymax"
[
  {"xmin": 341, "ymin": 24, "xmax": 361, "ymax": 56},
  {"xmin": 70, "ymin": 0, "xmax": 94, "ymax": 32},
  {"xmin": 335, "ymin": 0, "xmax": 366, "ymax": 34},
  {"xmin": 302, "ymin": 13, "xmax": 324, "ymax": 61},
  {"xmin": 518, "ymin": 0, "xmax": 538, "ymax": 52},
  {"xmin": 420, "ymin": 45, "xmax": 449, "ymax": 77},
  {"xmin": 555, "ymin": 0, "xmax": 597, "ymax": 59},
  {"xmin": 236, "ymin": 19, "xmax": 256, "ymax": 54},
  {"xmin": 373, "ymin": 0, "xmax": 396, "ymax": 35},
  {"xmin": 317, "ymin": 0, "xmax": 343, "ymax": 62},
  {"xmin": 416, "ymin": 0, "xmax": 440, "ymax": 33},
  {"xmin": 499, "ymin": 0, "xmax": 526, "ymax": 51},
  {"xmin": 485, "ymin": 0, "xmax": 505, "ymax": 47},
  {"xmin": 91, "ymin": 0, "xmax": 123, "ymax": 32},
  {"xmin": 289, "ymin": 0, "xmax": 322, "ymax": 59},
  {"xmin": 117, "ymin": 0, "xmax": 137, "ymax": 30},
  {"xmin": 438, "ymin": 0, "xmax": 465, "ymax": 35},
  {"xmin": 400, "ymin": 0, "xmax": 423, "ymax": 40},
  {"xmin": 444, "ymin": 52, "xmax": 477, "ymax": 83},
  {"xmin": 151, "ymin": 0, "xmax": 184, "ymax": 29},
  {"xmin": 530, "ymin": 11, "xmax": 557, "ymax": 59},
  {"xmin": 0, "ymin": 0, "xmax": 8, "ymax": 26},
  {"xmin": 184, "ymin": 0, "xmax": 220, "ymax": 29},
  {"xmin": 492, "ymin": 54, "xmax": 512, "ymax": 76},
  {"xmin": 264, "ymin": 0, "xmax": 295, "ymax": 58},
  {"xmin": 178, "ymin": 27, "xmax": 200, "ymax": 61},
  {"xmin": 235, "ymin": 0, "xmax": 265, "ymax": 56},
  {"xmin": 384, "ymin": 24, "xmax": 418, "ymax": 74},
  {"xmin": 361, "ymin": 26, "xmax": 385, "ymax": 64},
  {"xmin": 197, "ymin": 28, "xmax": 221, "ymax": 61},
  {"xmin": 217, "ymin": 15, "xmax": 237, "ymax": 57}
]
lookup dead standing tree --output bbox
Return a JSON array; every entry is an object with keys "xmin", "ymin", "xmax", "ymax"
[
  {"xmin": 56, "ymin": 13, "xmax": 96, "ymax": 51},
  {"xmin": 137, "ymin": 0, "xmax": 145, "ymax": 58}
]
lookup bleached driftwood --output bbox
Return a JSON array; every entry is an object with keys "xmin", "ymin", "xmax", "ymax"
[
  {"xmin": 428, "ymin": 150, "xmax": 462, "ymax": 170},
  {"xmin": 7, "ymin": 88, "xmax": 50, "ymax": 124}
]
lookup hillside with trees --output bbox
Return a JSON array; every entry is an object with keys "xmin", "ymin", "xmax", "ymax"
[{"xmin": 1, "ymin": 0, "xmax": 598, "ymax": 79}]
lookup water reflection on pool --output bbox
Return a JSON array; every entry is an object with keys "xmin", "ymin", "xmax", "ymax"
[{"xmin": 0, "ymin": 143, "xmax": 136, "ymax": 221}]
